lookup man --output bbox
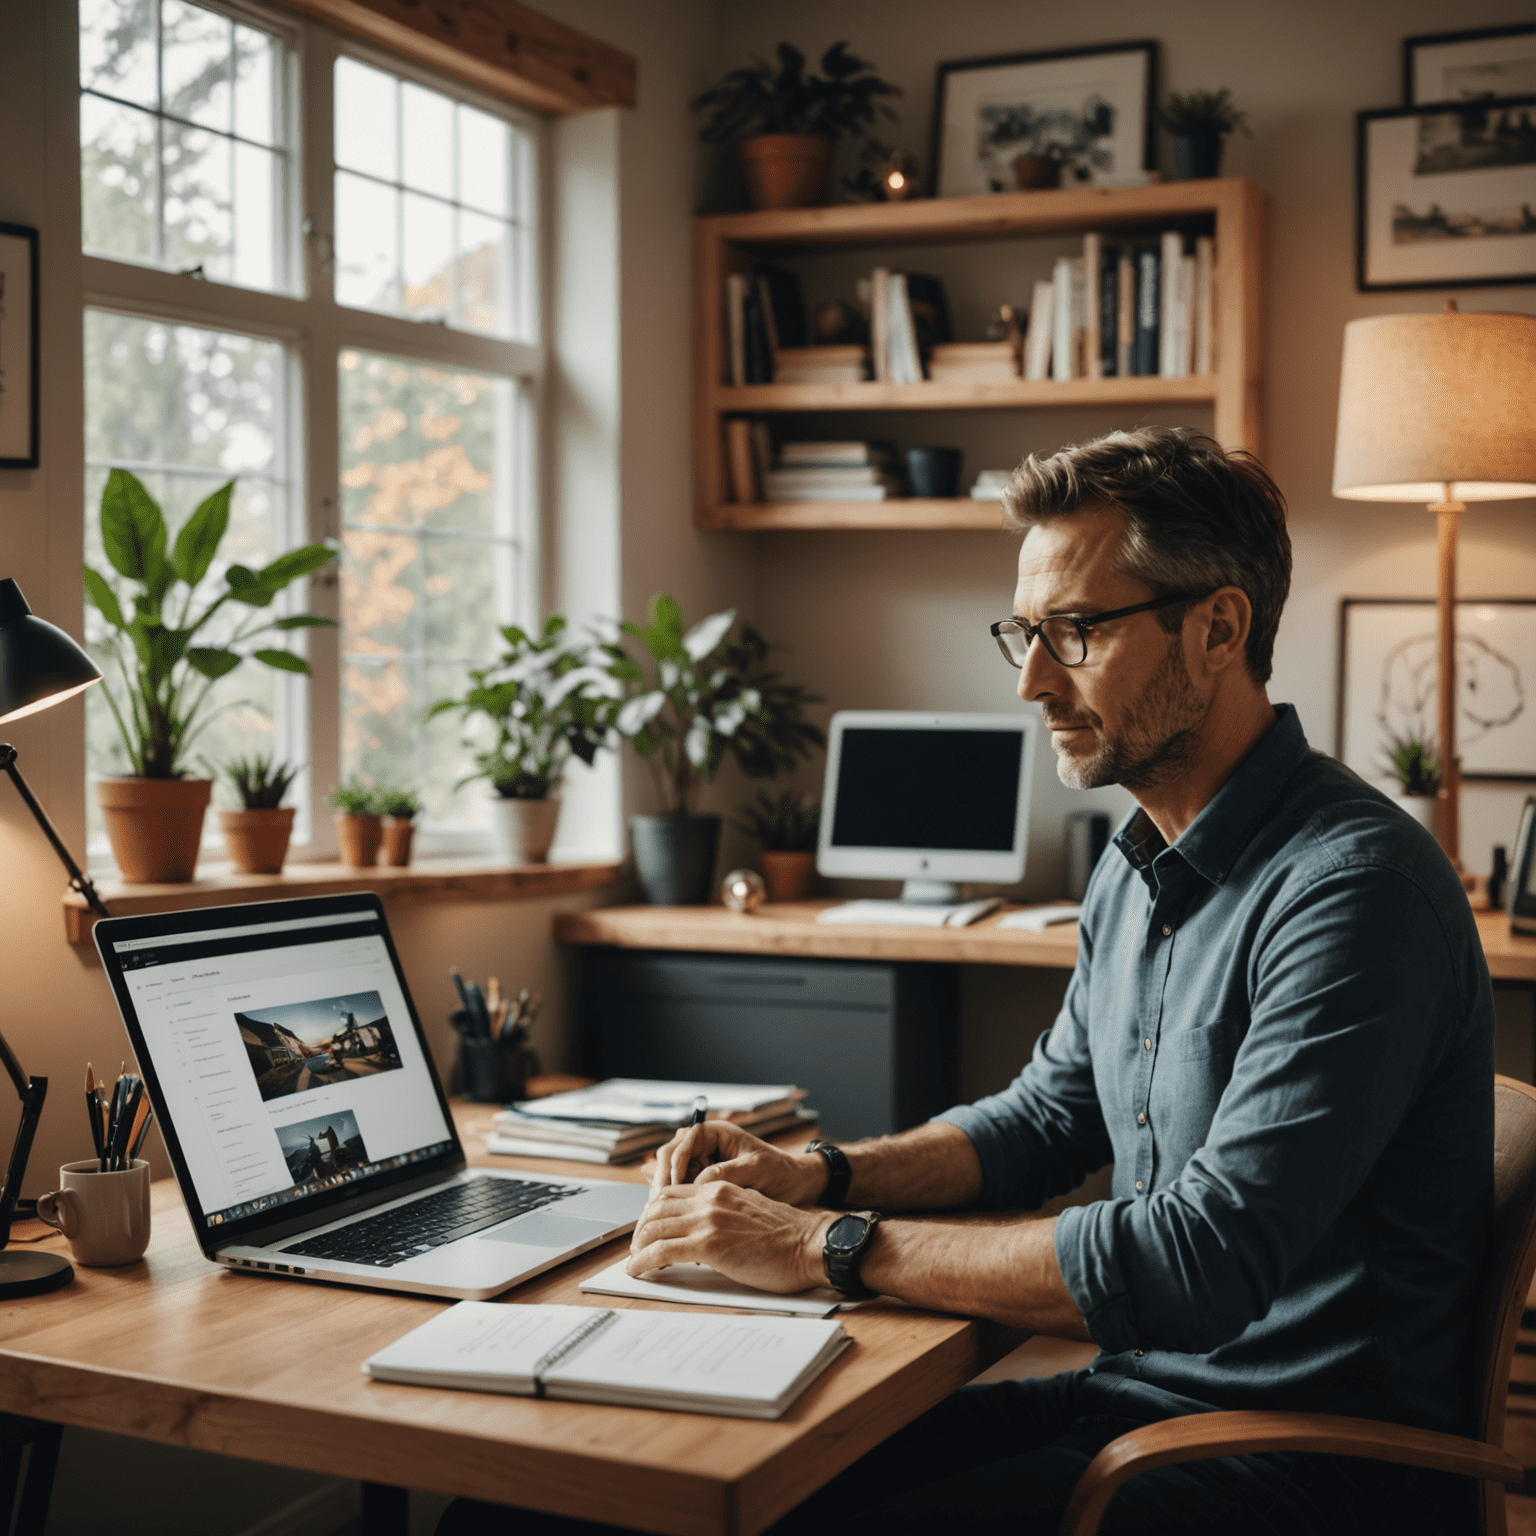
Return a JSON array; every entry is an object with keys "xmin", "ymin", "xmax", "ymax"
[{"xmin": 623, "ymin": 427, "xmax": 1493, "ymax": 1534}]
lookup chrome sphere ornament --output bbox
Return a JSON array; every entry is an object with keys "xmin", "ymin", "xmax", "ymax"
[{"xmin": 720, "ymin": 867, "xmax": 766, "ymax": 913}]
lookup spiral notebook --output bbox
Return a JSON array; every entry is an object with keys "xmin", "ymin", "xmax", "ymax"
[{"xmin": 363, "ymin": 1302, "xmax": 850, "ymax": 1419}]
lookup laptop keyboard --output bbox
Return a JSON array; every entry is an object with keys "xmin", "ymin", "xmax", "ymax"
[{"xmin": 281, "ymin": 1177, "xmax": 581, "ymax": 1268}]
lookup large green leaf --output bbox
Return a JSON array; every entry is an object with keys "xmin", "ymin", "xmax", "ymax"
[
  {"xmin": 682, "ymin": 608, "xmax": 735, "ymax": 662},
  {"xmin": 256, "ymin": 544, "xmax": 336, "ymax": 588},
  {"xmin": 170, "ymin": 482, "xmax": 232, "ymax": 585},
  {"xmin": 253, "ymin": 648, "xmax": 311, "ymax": 674},
  {"xmin": 83, "ymin": 566, "xmax": 125, "ymax": 629},
  {"xmin": 186, "ymin": 647, "xmax": 242, "ymax": 679},
  {"xmin": 271, "ymin": 613, "xmax": 334, "ymax": 630},
  {"xmin": 226, "ymin": 565, "xmax": 276, "ymax": 607},
  {"xmin": 100, "ymin": 469, "xmax": 167, "ymax": 583}
]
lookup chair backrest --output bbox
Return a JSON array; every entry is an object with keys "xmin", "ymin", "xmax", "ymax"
[{"xmin": 1473, "ymin": 1075, "xmax": 1536, "ymax": 1451}]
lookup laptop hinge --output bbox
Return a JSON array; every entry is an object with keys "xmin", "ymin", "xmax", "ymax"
[{"xmin": 228, "ymin": 1161, "xmax": 465, "ymax": 1251}]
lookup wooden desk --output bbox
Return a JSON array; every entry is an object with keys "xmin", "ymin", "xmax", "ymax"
[
  {"xmin": 0, "ymin": 1102, "xmax": 1021, "ymax": 1536},
  {"xmin": 554, "ymin": 900, "xmax": 1536, "ymax": 984}
]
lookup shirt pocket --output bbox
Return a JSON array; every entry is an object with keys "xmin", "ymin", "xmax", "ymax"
[{"xmin": 1167, "ymin": 1014, "xmax": 1247, "ymax": 1063}]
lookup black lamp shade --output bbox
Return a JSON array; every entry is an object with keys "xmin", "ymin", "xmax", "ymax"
[{"xmin": 0, "ymin": 579, "xmax": 102, "ymax": 725}]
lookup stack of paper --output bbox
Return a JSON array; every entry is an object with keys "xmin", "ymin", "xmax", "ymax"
[{"xmin": 486, "ymin": 1079, "xmax": 813, "ymax": 1164}]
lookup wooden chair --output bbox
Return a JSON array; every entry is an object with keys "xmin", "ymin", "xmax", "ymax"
[{"xmin": 1061, "ymin": 1075, "xmax": 1536, "ymax": 1536}]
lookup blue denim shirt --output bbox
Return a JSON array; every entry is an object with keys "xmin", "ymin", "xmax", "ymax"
[{"xmin": 937, "ymin": 704, "xmax": 1493, "ymax": 1431}]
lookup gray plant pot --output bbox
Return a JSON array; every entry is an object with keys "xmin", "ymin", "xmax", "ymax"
[
  {"xmin": 1172, "ymin": 130, "xmax": 1224, "ymax": 180},
  {"xmin": 629, "ymin": 814, "xmax": 722, "ymax": 906}
]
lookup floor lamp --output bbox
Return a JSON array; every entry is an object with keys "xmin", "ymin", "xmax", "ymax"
[
  {"xmin": 0, "ymin": 577, "xmax": 111, "ymax": 1298},
  {"xmin": 1331, "ymin": 303, "xmax": 1536, "ymax": 868}
]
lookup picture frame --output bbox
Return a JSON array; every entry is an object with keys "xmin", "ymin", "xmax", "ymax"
[
  {"xmin": 1403, "ymin": 23, "xmax": 1536, "ymax": 107},
  {"xmin": 0, "ymin": 222, "xmax": 39, "ymax": 470},
  {"xmin": 1356, "ymin": 99, "xmax": 1536, "ymax": 291},
  {"xmin": 1336, "ymin": 598, "xmax": 1536, "ymax": 786},
  {"xmin": 929, "ymin": 41, "xmax": 1158, "ymax": 198},
  {"xmin": 1510, "ymin": 794, "xmax": 1536, "ymax": 935}
]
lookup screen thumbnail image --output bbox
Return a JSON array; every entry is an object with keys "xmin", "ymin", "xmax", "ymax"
[
  {"xmin": 236, "ymin": 990, "xmax": 403, "ymax": 1103},
  {"xmin": 274, "ymin": 1108, "xmax": 370, "ymax": 1183}
]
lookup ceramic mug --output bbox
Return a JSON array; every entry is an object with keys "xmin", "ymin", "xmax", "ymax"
[{"xmin": 36, "ymin": 1159, "xmax": 151, "ymax": 1267}]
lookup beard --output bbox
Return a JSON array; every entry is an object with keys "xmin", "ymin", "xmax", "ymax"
[{"xmin": 1044, "ymin": 636, "xmax": 1205, "ymax": 791}]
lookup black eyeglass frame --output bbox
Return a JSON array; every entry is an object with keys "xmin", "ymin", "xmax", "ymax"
[{"xmin": 990, "ymin": 592, "xmax": 1212, "ymax": 669}]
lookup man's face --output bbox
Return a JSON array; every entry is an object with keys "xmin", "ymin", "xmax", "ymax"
[{"xmin": 1013, "ymin": 506, "xmax": 1204, "ymax": 791}]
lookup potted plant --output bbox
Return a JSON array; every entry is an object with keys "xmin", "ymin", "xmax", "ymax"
[
  {"xmin": 1156, "ymin": 88, "xmax": 1250, "ymax": 180},
  {"xmin": 329, "ymin": 778, "xmax": 383, "ymax": 867},
  {"xmin": 693, "ymin": 41, "xmax": 900, "ymax": 210},
  {"xmin": 739, "ymin": 789, "xmax": 821, "ymax": 902},
  {"xmin": 1385, "ymin": 731, "xmax": 1441, "ymax": 834},
  {"xmin": 599, "ymin": 594, "xmax": 824, "ymax": 905},
  {"xmin": 84, "ymin": 470, "xmax": 335, "ymax": 883},
  {"xmin": 429, "ymin": 616, "xmax": 613, "ymax": 866},
  {"xmin": 377, "ymin": 788, "xmax": 420, "ymax": 868},
  {"xmin": 216, "ymin": 754, "xmax": 300, "ymax": 874}
]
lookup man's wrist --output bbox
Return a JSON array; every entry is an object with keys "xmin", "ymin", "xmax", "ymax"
[
  {"xmin": 795, "ymin": 1150, "xmax": 833, "ymax": 1205},
  {"xmin": 805, "ymin": 1209, "xmax": 839, "ymax": 1290}
]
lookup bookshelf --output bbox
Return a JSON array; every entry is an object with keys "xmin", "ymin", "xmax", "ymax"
[{"xmin": 693, "ymin": 177, "xmax": 1265, "ymax": 533}]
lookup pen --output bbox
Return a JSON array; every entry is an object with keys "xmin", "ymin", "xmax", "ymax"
[
  {"xmin": 86, "ymin": 1064, "xmax": 105, "ymax": 1171},
  {"xmin": 691, "ymin": 1095, "xmax": 707, "ymax": 1126},
  {"xmin": 129, "ymin": 1106, "xmax": 155, "ymax": 1164},
  {"xmin": 464, "ymin": 981, "xmax": 491, "ymax": 1037},
  {"xmin": 450, "ymin": 967, "xmax": 473, "ymax": 1017}
]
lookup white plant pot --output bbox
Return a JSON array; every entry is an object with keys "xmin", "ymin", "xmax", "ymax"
[
  {"xmin": 490, "ymin": 796, "xmax": 561, "ymax": 865},
  {"xmin": 1395, "ymin": 792, "xmax": 1439, "ymax": 835}
]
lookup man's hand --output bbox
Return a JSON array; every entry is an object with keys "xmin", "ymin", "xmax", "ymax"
[
  {"xmin": 626, "ymin": 1180, "xmax": 835, "ymax": 1294},
  {"xmin": 650, "ymin": 1121, "xmax": 828, "ymax": 1204}
]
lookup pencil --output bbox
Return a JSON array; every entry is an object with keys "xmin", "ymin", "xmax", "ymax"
[{"xmin": 86, "ymin": 1064, "xmax": 105, "ymax": 1171}]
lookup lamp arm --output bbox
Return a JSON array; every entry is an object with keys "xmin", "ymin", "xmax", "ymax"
[
  {"xmin": 0, "ymin": 1077, "xmax": 46, "ymax": 1248},
  {"xmin": 0, "ymin": 744, "xmax": 111, "ymax": 919}
]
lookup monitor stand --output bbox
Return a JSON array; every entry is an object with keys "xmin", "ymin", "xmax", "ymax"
[
  {"xmin": 899, "ymin": 879, "xmax": 962, "ymax": 905},
  {"xmin": 817, "ymin": 882, "xmax": 1003, "ymax": 929}
]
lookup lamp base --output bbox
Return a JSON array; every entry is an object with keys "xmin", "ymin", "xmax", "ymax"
[{"xmin": 0, "ymin": 1250, "xmax": 72, "ymax": 1298}]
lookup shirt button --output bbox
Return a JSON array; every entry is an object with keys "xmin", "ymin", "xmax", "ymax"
[
  {"xmin": 1135, "ymin": 1179, "xmax": 1143, "ymax": 1190},
  {"xmin": 1161, "ymin": 924, "xmax": 1172, "ymax": 937},
  {"xmin": 1144, "ymin": 1038, "xmax": 1151, "ymax": 1050},
  {"xmin": 1137, "ymin": 1112, "xmax": 1146, "ymax": 1125},
  {"xmin": 1134, "ymin": 1349, "xmax": 1144, "ymax": 1358}
]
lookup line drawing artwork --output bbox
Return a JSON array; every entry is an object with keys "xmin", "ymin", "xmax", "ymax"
[{"xmin": 1376, "ymin": 629, "xmax": 1525, "ymax": 761}]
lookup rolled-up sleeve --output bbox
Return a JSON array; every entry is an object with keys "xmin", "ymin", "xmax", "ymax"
[{"xmin": 1054, "ymin": 864, "xmax": 1465, "ymax": 1356}]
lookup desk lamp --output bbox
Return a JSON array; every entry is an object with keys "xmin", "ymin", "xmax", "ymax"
[
  {"xmin": 0, "ymin": 577, "xmax": 111, "ymax": 1297},
  {"xmin": 1331, "ymin": 304, "xmax": 1536, "ymax": 866}
]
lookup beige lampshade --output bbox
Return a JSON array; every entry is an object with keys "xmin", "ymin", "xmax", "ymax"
[{"xmin": 1332, "ymin": 310, "xmax": 1536, "ymax": 502}]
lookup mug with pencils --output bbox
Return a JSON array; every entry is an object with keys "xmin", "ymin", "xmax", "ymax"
[
  {"xmin": 36, "ymin": 1160, "xmax": 151, "ymax": 1266},
  {"xmin": 448, "ymin": 970, "xmax": 540, "ymax": 1103}
]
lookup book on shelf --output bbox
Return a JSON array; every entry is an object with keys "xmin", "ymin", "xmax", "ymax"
[
  {"xmin": 779, "ymin": 440, "xmax": 888, "ymax": 466},
  {"xmin": 927, "ymin": 342, "xmax": 1019, "ymax": 383},
  {"xmin": 1134, "ymin": 243, "xmax": 1160, "ymax": 378},
  {"xmin": 867, "ymin": 268, "xmax": 951, "ymax": 383},
  {"xmin": 755, "ymin": 265, "xmax": 807, "ymax": 350},
  {"xmin": 725, "ymin": 419, "xmax": 759, "ymax": 503},
  {"xmin": 363, "ymin": 1301, "xmax": 850, "ymax": 1420},
  {"xmin": 1116, "ymin": 250, "xmax": 1135, "ymax": 378},
  {"xmin": 971, "ymin": 469, "xmax": 1012, "ymax": 501},
  {"xmin": 765, "ymin": 464, "xmax": 889, "ymax": 491},
  {"xmin": 1024, "ymin": 279, "xmax": 1054, "ymax": 382},
  {"xmin": 887, "ymin": 273, "xmax": 923, "ymax": 384},
  {"xmin": 772, "ymin": 345, "xmax": 869, "ymax": 384},
  {"xmin": 1084, "ymin": 232, "xmax": 1103, "ymax": 380},
  {"xmin": 768, "ymin": 481, "xmax": 901, "ymax": 503},
  {"xmin": 1194, "ymin": 235, "xmax": 1215, "ymax": 375}
]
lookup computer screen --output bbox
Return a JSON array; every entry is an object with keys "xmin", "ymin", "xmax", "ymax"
[{"xmin": 817, "ymin": 711, "xmax": 1035, "ymax": 888}]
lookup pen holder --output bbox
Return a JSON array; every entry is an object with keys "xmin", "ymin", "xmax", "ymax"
[{"xmin": 449, "ymin": 1010, "xmax": 538, "ymax": 1103}]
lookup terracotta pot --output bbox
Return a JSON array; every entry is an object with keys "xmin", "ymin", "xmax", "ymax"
[
  {"xmin": 739, "ymin": 134, "xmax": 833, "ymax": 210},
  {"xmin": 1012, "ymin": 153, "xmax": 1062, "ymax": 190},
  {"xmin": 490, "ymin": 796, "xmax": 561, "ymax": 865},
  {"xmin": 382, "ymin": 815, "xmax": 415, "ymax": 867},
  {"xmin": 218, "ymin": 807, "xmax": 295, "ymax": 875},
  {"xmin": 96, "ymin": 777, "xmax": 213, "ymax": 884},
  {"xmin": 334, "ymin": 812, "xmax": 383, "ymax": 867},
  {"xmin": 758, "ymin": 850, "xmax": 816, "ymax": 902}
]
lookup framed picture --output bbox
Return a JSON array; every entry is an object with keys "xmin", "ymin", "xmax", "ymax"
[
  {"xmin": 1510, "ymin": 794, "xmax": 1536, "ymax": 935},
  {"xmin": 1336, "ymin": 598, "xmax": 1536, "ymax": 785},
  {"xmin": 1404, "ymin": 24, "xmax": 1536, "ymax": 106},
  {"xmin": 1356, "ymin": 100, "xmax": 1536, "ymax": 290},
  {"xmin": 929, "ymin": 41, "xmax": 1158, "ymax": 198},
  {"xmin": 0, "ymin": 222, "xmax": 39, "ymax": 470}
]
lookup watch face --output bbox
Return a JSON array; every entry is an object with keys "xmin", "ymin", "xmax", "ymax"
[{"xmin": 827, "ymin": 1214, "xmax": 868, "ymax": 1254}]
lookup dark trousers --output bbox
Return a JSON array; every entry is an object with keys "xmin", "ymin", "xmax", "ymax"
[{"xmin": 436, "ymin": 1370, "xmax": 1476, "ymax": 1536}]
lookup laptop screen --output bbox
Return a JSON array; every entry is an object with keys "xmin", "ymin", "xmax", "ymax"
[{"xmin": 108, "ymin": 902, "xmax": 455, "ymax": 1231}]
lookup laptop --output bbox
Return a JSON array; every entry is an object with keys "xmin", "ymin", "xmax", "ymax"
[{"xmin": 94, "ymin": 893, "xmax": 649, "ymax": 1300}]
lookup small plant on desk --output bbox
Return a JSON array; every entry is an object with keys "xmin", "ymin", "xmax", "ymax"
[
  {"xmin": 215, "ymin": 754, "xmax": 301, "ymax": 875},
  {"xmin": 376, "ymin": 787, "xmax": 421, "ymax": 869},
  {"xmin": 738, "ymin": 789, "xmax": 822, "ymax": 903},
  {"xmin": 329, "ymin": 777, "xmax": 384, "ymax": 868}
]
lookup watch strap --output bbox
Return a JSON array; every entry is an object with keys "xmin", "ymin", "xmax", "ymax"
[
  {"xmin": 806, "ymin": 1140, "xmax": 852, "ymax": 1207},
  {"xmin": 823, "ymin": 1210, "xmax": 880, "ymax": 1299}
]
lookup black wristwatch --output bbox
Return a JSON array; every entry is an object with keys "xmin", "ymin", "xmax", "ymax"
[
  {"xmin": 823, "ymin": 1210, "xmax": 881, "ymax": 1299},
  {"xmin": 806, "ymin": 1140, "xmax": 852, "ymax": 1207}
]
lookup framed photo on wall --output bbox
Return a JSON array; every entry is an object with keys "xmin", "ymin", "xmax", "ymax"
[
  {"xmin": 929, "ymin": 41, "xmax": 1158, "ymax": 197},
  {"xmin": 1404, "ymin": 24, "xmax": 1536, "ymax": 106},
  {"xmin": 0, "ymin": 222, "xmax": 39, "ymax": 470},
  {"xmin": 1356, "ymin": 99, "xmax": 1536, "ymax": 290},
  {"xmin": 1336, "ymin": 598, "xmax": 1536, "ymax": 785}
]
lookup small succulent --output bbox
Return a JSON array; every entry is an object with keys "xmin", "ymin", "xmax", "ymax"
[
  {"xmin": 328, "ymin": 777, "xmax": 380, "ymax": 815},
  {"xmin": 1384, "ymin": 732, "xmax": 1442, "ymax": 797},
  {"xmin": 1157, "ymin": 89, "xmax": 1251, "ymax": 138},
  {"xmin": 737, "ymin": 789, "xmax": 821, "ymax": 852},
  {"xmin": 220, "ymin": 753, "xmax": 300, "ymax": 810},
  {"xmin": 377, "ymin": 788, "xmax": 421, "ymax": 820}
]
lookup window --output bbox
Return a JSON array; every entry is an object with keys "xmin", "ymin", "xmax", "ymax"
[{"xmin": 79, "ymin": 0, "xmax": 542, "ymax": 854}]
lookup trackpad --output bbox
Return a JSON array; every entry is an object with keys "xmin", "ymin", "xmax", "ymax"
[{"xmin": 482, "ymin": 1211, "xmax": 614, "ymax": 1250}]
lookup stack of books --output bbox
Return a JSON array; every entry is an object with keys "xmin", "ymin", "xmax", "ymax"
[
  {"xmin": 970, "ymin": 469, "xmax": 1013, "ymax": 501},
  {"xmin": 763, "ymin": 441, "xmax": 899, "ymax": 503},
  {"xmin": 772, "ymin": 345, "xmax": 869, "ymax": 385},
  {"xmin": 486, "ymin": 1079, "xmax": 814, "ymax": 1164},
  {"xmin": 927, "ymin": 342, "xmax": 1020, "ymax": 383}
]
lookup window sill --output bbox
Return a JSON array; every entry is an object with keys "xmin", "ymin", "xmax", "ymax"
[{"xmin": 64, "ymin": 858, "xmax": 623, "ymax": 945}]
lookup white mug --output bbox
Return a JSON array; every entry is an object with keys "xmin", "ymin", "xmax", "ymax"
[{"xmin": 36, "ymin": 1159, "xmax": 151, "ymax": 1267}]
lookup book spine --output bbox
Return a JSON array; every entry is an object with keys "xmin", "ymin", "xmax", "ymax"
[
  {"xmin": 743, "ymin": 285, "xmax": 771, "ymax": 384},
  {"xmin": 889, "ymin": 272, "xmax": 919, "ymax": 384},
  {"xmin": 871, "ymin": 267, "xmax": 890, "ymax": 383},
  {"xmin": 726, "ymin": 272, "xmax": 747, "ymax": 388},
  {"xmin": 1194, "ymin": 235, "xmax": 1215, "ymax": 375},
  {"xmin": 1051, "ymin": 257, "xmax": 1074, "ymax": 382},
  {"xmin": 749, "ymin": 420, "xmax": 773, "ymax": 486},
  {"xmin": 1099, "ymin": 243, "xmax": 1118, "ymax": 378},
  {"xmin": 1116, "ymin": 252, "xmax": 1135, "ymax": 377},
  {"xmin": 532, "ymin": 1309, "xmax": 618, "ymax": 1397},
  {"xmin": 1025, "ymin": 279, "xmax": 1055, "ymax": 382},
  {"xmin": 1083, "ymin": 233, "xmax": 1102, "ymax": 380},
  {"xmin": 1134, "ymin": 247, "xmax": 1159, "ymax": 377},
  {"xmin": 1159, "ymin": 232, "xmax": 1182, "ymax": 378},
  {"xmin": 755, "ymin": 272, "xmax": 780, "ymax": 358},
  {"xmin": 725, "ymin": 418, "xmax": 757, "ymax": 503},
  {"xmin": 1177, "ymin": 254, "xmax": 1196, "ymax": 377}
]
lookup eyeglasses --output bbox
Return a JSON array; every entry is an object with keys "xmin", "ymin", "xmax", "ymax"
[{"xmin": 990, "ymin": 593, "xmax": 1210, "ymax": 669}]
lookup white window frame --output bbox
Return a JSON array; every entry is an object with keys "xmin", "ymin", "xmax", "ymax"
[{"xmin": 79, "ymin": 0, "xmax": 545, "ymax": 859}]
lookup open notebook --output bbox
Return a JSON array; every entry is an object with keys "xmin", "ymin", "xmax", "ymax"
[{"xmin": 363, "ymin": 1302, "xmax": 849, "ymax": 1420}]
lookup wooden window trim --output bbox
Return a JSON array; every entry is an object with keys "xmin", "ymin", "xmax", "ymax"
[{"xmin": 275, "ymin": 0, "xmax": 636, "ymax": 114}]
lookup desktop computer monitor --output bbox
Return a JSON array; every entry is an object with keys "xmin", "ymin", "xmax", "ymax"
[{"xmin": 816, "ymin": 711, "xmax": 1036, "ymax": 904}]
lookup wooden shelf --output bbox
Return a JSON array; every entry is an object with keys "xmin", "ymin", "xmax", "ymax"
[
  {"xmin": 63, "ymin": 857, "xmax": 622, "ymax": 944},
  {"xmin": 694, "ymin": 177, "xmax": 1265, "ymax": 530},
  {"xmin": 714, "ymin": 374, "xmax": 1219, "ymax": 414},
  {"xmin": 703, "ymin": 498, "xmax": 1007, "ymax": 532}
]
